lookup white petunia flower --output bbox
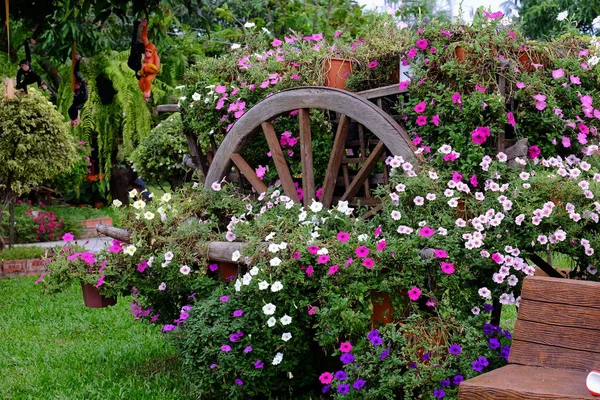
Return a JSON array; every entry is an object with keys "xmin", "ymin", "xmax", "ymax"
[
  {"xmin": 112, "ymin": 199, "xmax": 123, "ymax": 207},
  {"xmin": 235, "ymin": 279, "xmax": 242, "ymax": 292},
  {"xmin": 191, "ymin": 92, "xmax": 202, "ymax": 101},
  {"xmin": 244, "ymin": 22, "xmax": 256, "ymax": 28},
  {"xmin": 133, "ymin": 200, "xmax": 146, "ymax": 209},
  {"xmin": 180, "ymin": 265, "xmax": 191, "ymax": 275},
  {"xmin": 281, "ymin": 332, "xmax": 292, "ymax": 342},
  {"xmin": 129, "ymin": 189, "xmax": 138, "ymax": 198},
  {"xmin": 267, "ymin": 317, "xmax": 277, "ymax": 327},
  {"xmin": 249, "ymin": 266, "xmax": 260, "ymax": 276},
  {"xmin": 231, "ymin": 43, "xmax": 241, "ymax": 50},
  {"xmin": 124, "ymin": 245, "xmax": 137, "ymax": 256},
  {"xmin": 144, "ymin": 211, "xmax": 155, "ymax": 220},
  {"xmin": 211, "ymin": 182, "xmax": 221, "ymax": 191},
  {"xmin": 270, "ymin": 257, "xmax": 282, "ymax": 267},
  {"xmin": 357, "ymin": 234, "xmax": 369, "ymax": 242},
  {"xmin": 242, "ymin": 273, "xmax": 252, "ymax": 285},
  {"xmin": 272, "ymin": 352, "xmax": 283, "ymax": 365},
  {"xmin": 271, "ymin": 281, "xmax": 283, "ymax": 292},
  {"xmin": 556, "ymin": 10, "xmax": 568, "ymax": 21},
  {"xmin": 161, "ymin": 193, "xmax": 172, "ymax": 203},
  {"xmin": 232, "ymin": 250, "xmax": 241, "ymax": 262},
  {"xmin": 280, "ymin": 315, "xmax": 292, "ymax": 325},
  {"xmin": 263, "ymin": 303, "xmax": 276, "ymax": 315},
  {"xmin": 265, "ymin": 232, "xmax": 276, "ymax": 241},
  {"xmin": 258, "ymin": 280, "xmax": 269, "ymax": 290},
  {"xmin": 309, "ymin": 200, "xmax": 323, "ymax": 213}
]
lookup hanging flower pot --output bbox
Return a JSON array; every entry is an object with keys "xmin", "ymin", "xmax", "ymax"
[
  {"xmin": 81, "ymin": 283, "xmax": 117, "ymax": 308},
  {"xmin": 371, "ymin": 290, "xmax": 394, "ymax": 326},
  {"xmin": 218, "ymin": 262, "xmax": 238, "ymax": 282},
  {"xmin": 454, "ymin": 46, "xmax": 466, "ymax": 61},
  {"xmin": 324, "ymin": 58, "xmax": 354, "ymax": 89}
]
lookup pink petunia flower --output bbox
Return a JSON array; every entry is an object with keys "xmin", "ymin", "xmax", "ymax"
[
  {"xmin": 307, "ymin": 245, "xmax": 320, "ymax": 255},
  {"xmin": 376, "ymin": 239, "xmax": 386, "ymax": 251},
  {"xmin": 570, "ymin": 75, "xmax": 581, "ymax": 85},
  {"xmin": 416, "ymin": 116, "xmax": 427, "ymax": 126},
  {"xmin": 408, "ymin": 286, "xmax": 421, "ymax": 301},
  {"xmin": 399, "ymin": 81, "xmax": 410, "ymax": 90},
  {"xmin": 434, "ymin": 249, "xmax": 448, "ymax": 258},
  {"xmin": 416, "ymin": 39, "xmax": 428, "ymax": 50},
  {"xmin": 432, "ymin": 114, "xmax": 440, "ymax": 126},
  {"xmin": 528, "ymin": 145, "xmax": 540, "ymax": 159},
  {"xmin": 340, "ymin": 342, "xmax": 353, "ymax": 353},
  {"xmin": 419, "ymin": 226, "xmax": 434, "ymax": 237},
  {"xmin": 470, "ymin": 174, "xmax": 478, "ymax": 187},
  {"xmin": 451, "ymin": 92, "xmax": 462, "ymax": 105},
  {"xmin": 355, "ymin": 246, "xmax": 370, "ymax": 258},
  {"xmin": 414, "ymin": 101, "xmax": 426, "ymax": 113},
  {"xmin": 507, "ymin": 112, "xmax": 516, "ymax": 126},
  {"xmin": 328, "ymin": 265, "xmax": 339, "ymax": 275},
  {"xmin": 306, "ymin": 265, "xmax": 314, "ymax": 276},
  {"xmin": 337, "ymin": 231, "xmax": 350, "ymax": 242},
  {"xmin": 552, "ymin": 69, "xmax": 564, "ymax": 79},
  {"xmin": 271, "ymin": 38, "xmax": 283, "ymax": 47},
  {"xmin": 319, "ymin": 372, "xmax": 333, "ymax": 384},
  {"xmin": 368, "ymin": 61, "xmax": 378, "ymax": 69},
  {"xmin": 317, "ymin": 254, "xmax": 330, "ymax": 264},
  {"xmin": 62, "ymin": 232, "xmax": 74, "ymax": 242},
  {"xmin": 440, "ymin": 262, "xmax": 455, "ymax": 274}
]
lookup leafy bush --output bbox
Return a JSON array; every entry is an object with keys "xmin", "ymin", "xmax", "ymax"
[
  {"xmin": 0, "ymin": 246, "xmax": 46, "ymax": 261},
  {"xmin": 129, "ymin": 113, "xmax": 189, "ymax": 190}
]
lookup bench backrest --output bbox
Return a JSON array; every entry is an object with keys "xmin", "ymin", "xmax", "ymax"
[{"xmin": 510, "ymin": 276, "xmax": 600, "ymax": 371}]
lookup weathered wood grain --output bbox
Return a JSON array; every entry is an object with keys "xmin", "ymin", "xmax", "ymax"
[
  {"xmin": 157, "ymin": 104, "xmax": 180, "ymax": 113},
  {"xmin": 510, "ymin": 340, "xmax": 600, "ymax": 371},
  {"xmin": 261, "ymin": 121, "xmax": 300, "ymax": 202},
  {"xmin": 459, "ymin": 364, "xmax": 594, "ymax": 400},
  {"xmin": 521, "ymin": 276, "xmax": 600, "ymax": 308},
  {"xmin": 299, "ymin": 108, "xmax": 315, "ymax": 206},
  {"xmin": 96, "ymin": 223, "xmax": 131, "ymax": 242},
  {"xmin": 341, "ymin": 141, "xmax": 385, "ymax": 202},
  {"xmin": 518, "ymin": 298, "xmax": 600, "ymax": 330},
  {"xmin": 205, "ymin": 87, "xmax": 418, "ymax": 190},
  {"xmin": 230, "ymin": 153, "xmax": 268, "ymax": 195},
  {"xmin": 513, "ymin": 319, "xmax": 600, "ymax": 354},
  {"xmin": 321, "ymin": 114, "xmax": 350, "ymax": 208}
]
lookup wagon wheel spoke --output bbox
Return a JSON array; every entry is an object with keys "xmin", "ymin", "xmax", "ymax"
[
  {"xmin": 321, "ymin": 114, "xmax": 350, "ymax": 208},
  {"xmin": 341, "ymin": 141, "xmax": 386, "ymax": 202},
  {"xmin": 231, "ymin": 153, "xmax": 268, "ymax": 195},
  {"xmin": 298, "ymin": 108, "xmax": 315, "ymax": 207},
  {"xmin": 261, "ymin": 121, "xmax": 300, "ymax": 202}
]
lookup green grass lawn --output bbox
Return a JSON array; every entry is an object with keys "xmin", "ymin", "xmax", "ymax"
[{"xmin": 0, "ymin": 277, "xmax": 194, "ymax": 400}]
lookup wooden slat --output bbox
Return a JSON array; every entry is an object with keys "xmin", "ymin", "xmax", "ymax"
[
  {"xmin": 519, "ymin": 298, "xmax": 600, "ymax": 330},
  {"xmin": 459, "ymin": 364, "xmax": 593, "ymax": 400},
  {"xmin": 509, "ymin": 340, "xmax": 600, "ymax": 371},
  {"xmin": 342, "ymin": 165, "xmax": 351, "ymax": 187},
  {"xmin": 513, "ymin": 319, "xmax": 600, "ymax": 355},
  {"xmin": 358, "ymin": 124, "xmax": 371, "ymax": 198},
  {"xmin": 321, "ymin": 114, "xmax": 350, "ymax": 208},
  {"xmin": 361, "ymin": 204, "xmax": 383, "ymax": 220},
  {"xmin": 341, "ymin": 141, "xmax": 385, "ymax": 202},
  {"xmin": 157, "ymin": 104, "xmax": 180, "ymax": 113},
  {"xmin": 357, "ymin": 83, "xmax": 408, "ymax": 100},
  {"xmin": 298, "ymin": 109, "xmax": 314, "ymax": 206},
  {"xmin": 261, "ymin": 121, "xmax": 300, "ymax": 202},
  {"xmin": 521, "ymin": 276, "xmax": 600, "ymax": 308},
  {"xmin": 230, "ymin": 153, "xmax": 268, "ymax": 195},
  {"xmin": 332, "ymin": 196, "xmax": 381, "ymax": 206}
]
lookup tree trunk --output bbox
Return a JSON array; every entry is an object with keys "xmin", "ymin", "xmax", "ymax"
[{"xmin": 8, "ymin": 200, "xmax": 15, "ymax": 248}]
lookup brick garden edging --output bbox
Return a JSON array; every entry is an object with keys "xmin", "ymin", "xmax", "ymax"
[
  {"xmin": 0, "ymin": 258, "xmax": 45, "ymax": 278},
  {"xmin": 81, "ymin": 217, "xmax": 112, "ymax": 238}
]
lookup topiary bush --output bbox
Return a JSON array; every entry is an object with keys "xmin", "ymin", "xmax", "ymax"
[{"xmin": 129, "ymin": 113, "xmax": 189, "ymax": 190}]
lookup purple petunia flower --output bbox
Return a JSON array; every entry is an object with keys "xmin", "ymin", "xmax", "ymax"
[
  {"xmin": 440, "ymin": 379, "xmax": 450, "ymax": 387},
  {"xmin": 370, "ymin": 336, "xmax": 383, "ymax": 346},
  {"xmin": 421, "ymin": 352, "xmax": 431, "ymax": 361},
  {"xmin": 334, "ymin": 370, "xmax": 347, "ymax": 381},
  {"xmin": 368, "ymin": 329, "xmax": 380, "ymax": 340},
  {"xmin": 210, "ymin": 363, "xmax": 217, "ymax": 369},
  {"xmin": 433, "ymin": 389, "xmax": 445, "ymax": 399},
  {"xmin": 483, "ymin": 323, "xmax": 496, "ymax": 336},
  {"xmin": 221, "ymin": 345, "xmax": 232, "ymax": 352},
  {"xmin": 408, "ymin": 361, "xmax": 417, "ymax": 369},
  {"xmin": 380, "ymin": 348, "xmax": 390, "ymax": 360},
  {"xmin": 340, "ymin": 353, "xmax": 355, "ymax": 364},
  {"xmin": 322, "ymin": 385, "xmax": 330, "ymax": 393},
  {"xmin": 353, "ymin": 379, "xmax": 366, "ymax": 390},
  {"xmin": 254, "ymin": 360, "xmax": 264, "ymax": 369},
  {"xmin": 448, "ymin": 344, "xmax": 462, "ymax": 355},
  {"xmin": 483, "ymin": 303, "xmax": 494, "ymax": 312},
  {"xmin": 244, "ymin": 346, "xmax": 253, "ymax": 354},
  {"xmin": 233, "ymin": 309, "xmax": 244, "ymax": 317},
  {"xmin": 472, "ymin": 361, "xmax": 483, "ymax": 372},
  {"xmin": 337, "ymin": 384, "xmax": 350, "ymax": 394},
  {"xmin": 500, "ymin": 345, "xmax": 511, "ymax": 360},
  {"xmin": 235, "ymin": 378, "xmax": 243, "ymax": 386},
  {"xmin": 453, "ymin": 375, "xmax": 464, "ymax": 385},
  {"xmin": 502, "ymin": 330, "xmax": 512, "ymax": 340},
  {"xmin": 489, "ymin": 338, "xmax": 500, "ymax": 349},
  {"xmin": 478, "ymin": 356, "xmax": 489, "ymax": 367}
]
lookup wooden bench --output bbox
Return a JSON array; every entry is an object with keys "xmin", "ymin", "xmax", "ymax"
[{"xmin": 459, "ymin": 276, "xmax": 600, "ymax": 399}]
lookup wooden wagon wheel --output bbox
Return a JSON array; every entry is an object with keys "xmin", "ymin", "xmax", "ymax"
[{"xmin": 205, "ymin": 86, "xmax": 418, "ymax": 208}]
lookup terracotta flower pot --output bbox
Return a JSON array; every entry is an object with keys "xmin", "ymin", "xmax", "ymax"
[
  {"xmin": 371, "ymin": 291, "xmax": 394, "ymax": 326},
  {"xmin": 454, "ymin": 46, "xmax": 466, "ymax": 62},
  {"xmin": 324, "ymin": 58, "xmax": 353, "ymax": 89},
  {"xmin": 218, "ymin": 262, "xmax": 238, "ymax": 282},
  {"xmin": 81, "ymin": 283, "xmax": 117, "ymax": 308}
]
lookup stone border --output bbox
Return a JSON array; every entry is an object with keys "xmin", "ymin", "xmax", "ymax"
[{"xmin": 0, "ymin": 258, "xmax": 46, "ymax": 278}]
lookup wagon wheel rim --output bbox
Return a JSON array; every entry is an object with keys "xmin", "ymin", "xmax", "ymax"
[{"xmin": 205, "ymin": 86, "xmax": 419, "ymax": 208}]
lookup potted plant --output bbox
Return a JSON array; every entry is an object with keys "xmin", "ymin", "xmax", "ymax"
[{"xmin": 42, "ymin": 237, "xmax": 119, "ymax": 308}]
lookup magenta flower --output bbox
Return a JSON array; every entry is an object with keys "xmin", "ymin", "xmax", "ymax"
[
  {"xmin": 570, "ymin": 75, "xmax": 581, "ymax": 85},
  {"xmin": 552, "ymin": 69, "xmax": 564, "ymax": 79},
  {"xmin": 62, "ymin": 232, "xmax": 74, "ymax": 242},
  {"xmin": 441, "ymin": 29, "xmax": 452, "ymax": 36},
  {"xmin": 137, "ymin": 260, "xmax": 148, "ymax": 273},
  {"xmin": 562, "ymin": 136, "xmax": 571, "ymax": 147},
  {"xmin": 451, "ymin": 92, "xmax": 462, "ymax": 105},
  {"xmin": 430, "ymin": 47, "xmax": 437, "ymax": 53},
  {"xmin": 376, "ymin": 239, "xmax": 386, "ymax": 251},
  {"xmin": 220, "ymin": 296, "xmax": 229, "ymax": 302},
  {"xmin": 507, "ymin": 112, "xmax": 516, "ymax": 127},
  {"xmin": 471, "ymin": 126, "xmax": 490, "ymax": 145},
  {"xmin": 95, "ymin": 274, "xmax": 105, "ymax": 289},
  {"xmin": 416, "ymin": 116, "xmax": 427, "ymax": 126},
  {"xmin": 414, "ymin": 101, "xmax": 426, "ymax": 113},
  {"xmin": 328, "ymin": 265, "xmax": 339, "ymax": 275},
  {"xmin": 516, "ymin": 82, "xmax": 526, "ymax": 89},
  {"xmin": 221, "ymin": 345, "xmax": 232, "ymax": 352},
  {"xmin": 528, "ymin": 145, "xmax": 540, "ymax": 159},
  {"xmin": 162, "ymin": 324, "xmax": 177, "ymax": 332},
  {"xmin": 419, "ymin": 226, "xmax": 434, "ymax": 237},
  {"xmin": 306, "ymin": 265, "xmax": 314, "ymax": 276},
  {"xmin": 362, "ymin": 258, "xmax": 375, "ymax": 269},
  {"xmin": 355, "ymin": 246, "xmax": 370, "ymax": 258},
  {"xmin": 491, "ymin": 253, "xmax": 503, "ymax": 264},
  {"xmin": 416, "ymin": 39, "xmax": 428, "ymax": 50},
  {"xmin": 399, "ymin": 81, "xmax": 410, "ymax": 90},
  {"xmin": 475, "ymin": 84, "xmax": 486, "ymax": 93},
  {"xmin": 233, "ymin": 309, "xmax": 243, "ymax": 317},
  {"xmin": 307, "ymin": 245, "xmax": 320, "ymax": 255},
  {"xmin": 452, "ymin": 172, "xmax": 463, "ymax": 182},
  {"xmin": 215, "ymin": 85, "xmax": 227, "ymax": 94},
  {"xmin": 254, "ymin": 360, "xmax": 264, "ymax": 369},
  {"xmin": 337, "ymin": 231, "xmax": 350, "ymax": 242},
  {"xmin": 441, "ymin": 262, "xmax": 455, "ymax": 274},
  {"xmin": 317, "ymin": 254, "xmax": 330, "ymax": 264},
  {"xmin": 334, "ymin": 30, "xmax": 342, "ymax": 38},
  {"xmin": 367, "ymin": 61, "xmax": 378, "ymax": 69},
  {"xmin": 235, "ymin": 378, "xmax": 243, "ymax": 386},
  {"xmin": 470, "ymin": 174, "xmax": 478, "ymax": 187},
  {"xmin": 434, "ymin": 249, "xmax": 448, "ymax": 258},
  {"xmin": 374, "ymin": 225, "xmax": 382, "ymax": 237},
  {"xmin": 408, "ymin": 286, "xmax": 421, "ymax": 301},
  {"xmin": 209, "ymin": 263, "xmax": 218, "ymax": 272},
  {"xmin": 432, "ymin": 114, "xmax": 440, "ymax": 126},
  {"xmin": 483, "ymin": 9, "xmax": 503, "ymax": 19},
  {"xmin": 407, "ymin": 47, "xmax": 417, "ymax": 59},
  {"xmin": 271, "ymin": 38, "xmax": 283, "ymax": 47},
  {"xmin": 320, "ymin": 372, "xmax": 333, "ymax": 384},
  {"xmin": 340, "ymin": 341, "xmax": 353, "ymax": 353}
]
